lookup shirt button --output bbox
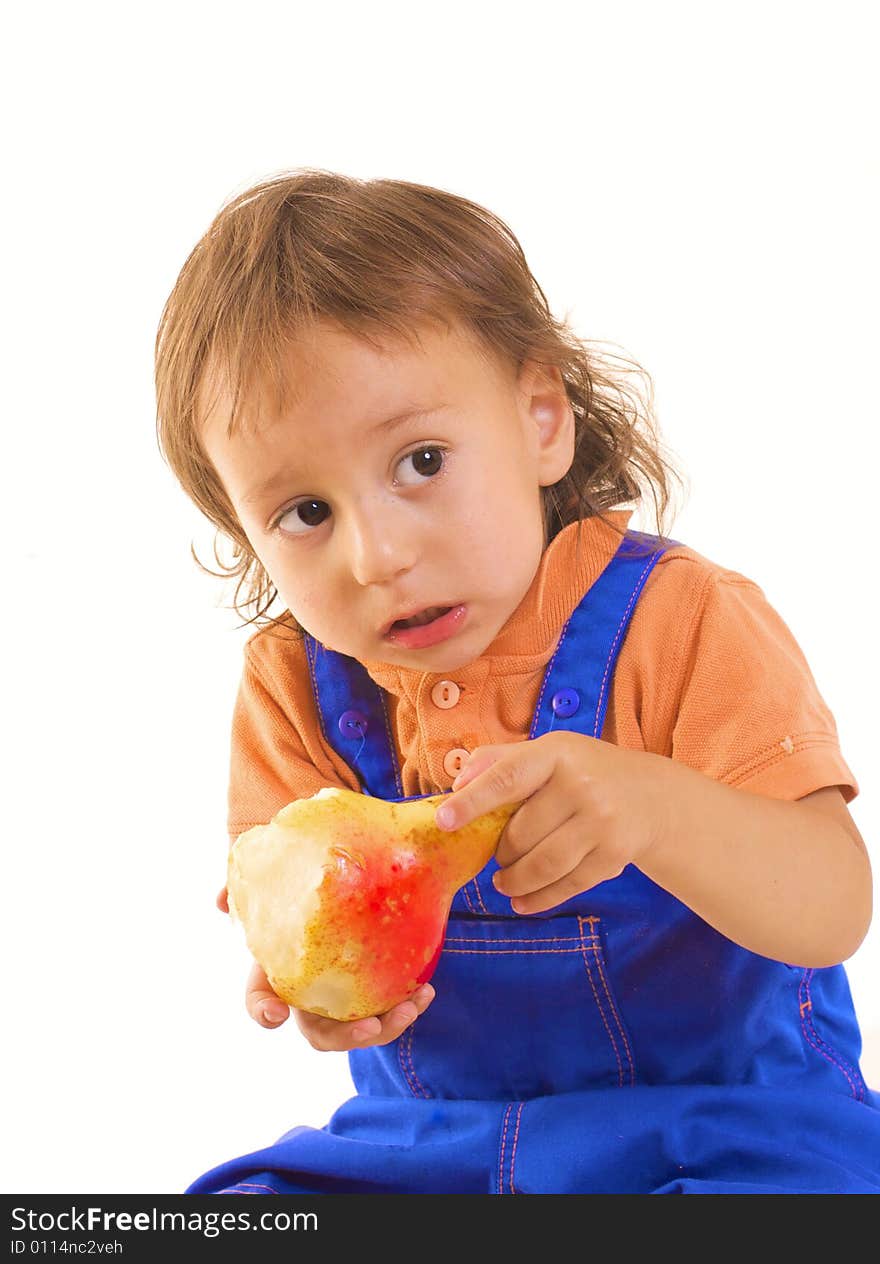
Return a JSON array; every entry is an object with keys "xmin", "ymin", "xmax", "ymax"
[
  {"xmin": 431, "ymin": 679, "xmax": 461, "ymax": 709},
  {"xmin": 443, "ymin": 747, "xmax": 470, "ymax": 778},
  {"xmin": 338, "ymin": 709, "xmax": 368, "ymax": 738}
]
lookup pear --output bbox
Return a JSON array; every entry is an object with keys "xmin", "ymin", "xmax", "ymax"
[{"xmin": 226, "ymin": 786, "xmax": 516, "ymax": 1021}]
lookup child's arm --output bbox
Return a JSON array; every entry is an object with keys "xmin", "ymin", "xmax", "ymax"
[{"xmin": 436, "ymin": 732, "xmax": 872, "ymax": 968}]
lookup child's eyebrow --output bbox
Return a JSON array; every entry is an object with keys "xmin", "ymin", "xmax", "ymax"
[
  {"xmin": 241, "ymin": 405, "xmax": 449, "ymax": 505},
  {"xmin": 368, "ymin": 404, "xmax": 449, "ymax": 434},
  {"xmin": 243, "ymin": 471, "xmax": 303, "ymax": 505}
]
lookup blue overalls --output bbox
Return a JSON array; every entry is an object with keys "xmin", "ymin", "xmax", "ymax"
[{"xmin": 188, "ymin": 531, "xmax": 880, "ymax": 1194}]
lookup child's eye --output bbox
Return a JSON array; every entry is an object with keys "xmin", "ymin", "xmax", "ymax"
[
  {"xmin": 395, "ymin": 446, "xmax": 446, "ymax": 485},
  {"xmin": 275, "ymin": 498, "xmax": 331, "ymax": 534}
]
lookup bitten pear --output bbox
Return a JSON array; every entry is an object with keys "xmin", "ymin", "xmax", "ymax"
[{"xmin": 226, "ymin": 786, "xmax": 517, "ymax": 1021}]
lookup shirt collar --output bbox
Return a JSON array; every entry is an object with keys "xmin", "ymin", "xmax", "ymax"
[{"xmin": 361, "ymin": 509, "xmax": 634, "ymax": 701}]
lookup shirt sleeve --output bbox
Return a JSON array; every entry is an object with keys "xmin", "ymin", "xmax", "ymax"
[
  {"xmin": 227, "ymin": 638, "xmax": 361, "ymax": 841},
  {"xmin": 669, "ymin": 570, "xmax": 858, "ymax": 803}
]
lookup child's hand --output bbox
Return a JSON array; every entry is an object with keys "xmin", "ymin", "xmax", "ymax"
[
  {"xmin": 219, "ymin": 868, "xmax": 436, "ymax": 1045},
  {"xmin": 244, "ymin": 955, "xmax": 435, "ymax": 1046},
  {"xmin": 436, "ymin": 731, "xmax": 669, "ymax": 915},
  {"xmin": 244, "ymin": 958, "xmax": 291, "ymax": 1027},
  {"xmin": 235, "ymin": 930, "xmax": 436, "ymax": 1047},
  {"xmin": 218, "ymin": 882, "xmax": 436, "ymax": 1041},
  {"xmin": 293, "ymin": 983, "xmax": 436, "ymax": 1051}
]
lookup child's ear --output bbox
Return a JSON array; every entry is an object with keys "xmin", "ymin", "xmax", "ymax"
[{"xmin": 517, "ymin": 359, "xmax": 576, "ymax": 485}]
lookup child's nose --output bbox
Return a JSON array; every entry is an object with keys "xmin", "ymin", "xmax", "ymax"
[{"xmin": 345, "ymin": 501, "xmax": 419, "ymax": 587}]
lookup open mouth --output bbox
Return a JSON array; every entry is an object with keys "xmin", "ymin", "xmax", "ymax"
[
  {"xmin": 383, "ymin": 604, "xmax": 467, "ymax": 648},
  {"xmin": 391, "ymin": 605, "xmax": 453, "ymax": 631}
]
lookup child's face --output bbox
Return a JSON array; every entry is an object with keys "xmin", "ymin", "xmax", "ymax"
[{"xmin": 201, "ymin": 317, "xmax": 574, "ymax": 673}]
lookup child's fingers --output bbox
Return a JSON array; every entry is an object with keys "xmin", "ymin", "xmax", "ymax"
[
  {"xmin": 245, "ymin": 960, "xmax": 290, "ymax": 1027},
  {"xmin": 294, "ymin": 984, "xmax": 435, "ymax": 1052},
  {"xmin": 494, "ymin": 796, "xmax": 575, "ymax": 868},
  {"xmin": 355, "ymin": 984, "xmax": 436, "ymax": 1047},
  {"xmin": 448, "ymin": 747, "xmax": 502, "ymax": 793},
  {"xmin": 505, "ymin": 849, "xmax": 627, "ymax": 915},
  {"xmin": 436, "ymin": 742, "xmax": 549, "ymax": 831},
  {"xmin": 494, "ymin": 816, "xmax": 584, "ymax": 896},
  {"xmin": 293, "ymin": 1006, "xmax": 369, "ymax": 1046},
  {"xmin": 216, "ymin": 885, "xmax": 229, "ymax": 914}
]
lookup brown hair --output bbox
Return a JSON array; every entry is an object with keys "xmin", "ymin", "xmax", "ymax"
[{"xmin": 154, "ymin": 167, "xmax": 684, "ymax": 630}]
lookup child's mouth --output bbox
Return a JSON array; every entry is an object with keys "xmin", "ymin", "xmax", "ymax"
[
  {"xmin": 384, "ymin": 604, "xmax": 467, "ymax": 649},
  {"xmin": 393, "ymin": 606, "xmax": 452, "ymax": 630}
]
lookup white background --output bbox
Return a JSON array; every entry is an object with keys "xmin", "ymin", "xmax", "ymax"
[{"xmin": 3, "ymin": 1, "xmax": 877, "ymax": 1194}]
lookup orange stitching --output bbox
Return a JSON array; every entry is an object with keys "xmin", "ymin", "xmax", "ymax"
[
  {"xmin": 497, "ymin": 1103, "xmax": 513, "ymax": 1195},
  {"xmin": 444, "ymin": 933, "xmax": 594, "ymax": 944},
  {"xmin": 530, "ymin": 612, "xmax": 575, "ymax": 737},
  {"xmin": 798, "ymin": 969, "xmax": 864, "ymax": 1101},
  {"xmin": 578, "ymin": 918, "xmax": 625, "ymax": 1086},
  {"xmin": 469, "ymin": 874, "xmax": 490, "ymax": 914},
  {"xmin": 584, "ymin": 917, "xmax": 636, "ymax": 1086},
  {"xmin": 396, "ymin": 1025, "xmax": 417, "ymax": 1096},
  {"xmin": 727, "ymin": 734, "xmax": 841, "ymax": 786},
  {"xmin": 408, "ymin": 1026, "xmax": 432, "ymax": 1099},
  {"xmin": 397, "ymin": 1025, "xmax": 431, "ymax": 1099},
  {"xmin": 459, "ymin": 883, "xmax": 478, "ymax": 914},
  {"xmin": 508, "ymin": 1103, "xmax": 524, "ymax": 1193},
  {"xmin": 593, "ymin": 555, "xmax": 658, "ymax": 736}
]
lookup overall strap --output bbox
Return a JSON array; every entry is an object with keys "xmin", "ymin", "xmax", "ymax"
[
  {"xmin": 457, "ymin": 527, "xmax": 674, "ymax": 916},
  {"xmin": 529, "ymin": 529, "xmax": 673, "ymax": 741},
  {"xmin": 303, "ymin": 635, "xmax": 403, "ymax": 799}
]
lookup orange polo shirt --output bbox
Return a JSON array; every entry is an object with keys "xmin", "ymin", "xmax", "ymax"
[{"xmin": 226, "ymin": 510, "xmax": 858, "ymax": 840}]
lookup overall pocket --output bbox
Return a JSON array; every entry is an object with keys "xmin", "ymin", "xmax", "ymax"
[{"xmin": 396, "ymin": 913, "xmax": 636, "ymax": 1100}]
